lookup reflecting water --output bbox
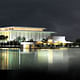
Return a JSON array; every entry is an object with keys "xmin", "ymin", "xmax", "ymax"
[{"xmin": 0, "ymin": 48, "xmax": 80, "ymax": 72}]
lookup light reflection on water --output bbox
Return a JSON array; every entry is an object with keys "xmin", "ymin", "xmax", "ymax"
[
  {"xmin": 0, "ymin": 49, "xmax": 19, "ymax": 70},
  {"xmin": 0, "ymin": 48, "xmax": 80, "ymax": 72}
]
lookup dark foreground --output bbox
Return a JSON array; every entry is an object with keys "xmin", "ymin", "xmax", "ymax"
[{"xmin": 1, "ymin": 69, "xmax": 80, "ymax": 80}]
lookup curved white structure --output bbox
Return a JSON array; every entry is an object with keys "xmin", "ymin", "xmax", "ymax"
[{"xmin": 53, "ymin": 36, "xmax": 73, "ymax": 43}]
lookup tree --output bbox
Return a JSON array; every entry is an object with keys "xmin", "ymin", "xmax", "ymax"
[
  {"xmin": 0, "ymin": 35, "xmax": 8, "ymax": 40},
  {"xmin": 75, "ymin": 38, "xmax": 80, "ymax": 47},
  {"xmin": 29, "ymin": 39, "xmax": 33, "ymax": 42},
  {"xmin": 22, "ymin": 37, "xmax": 26, "ymax": 42},
  {"xmin": 42, "ymin": 38, "xmax": 48, "ymax": 43},
  {"xmin": 16, "ymin": 36, "xmax": 21, "ymax": 43},
  {"xmin": 76, "ymin": 39, "xmax": 80, "ymax": 43}
]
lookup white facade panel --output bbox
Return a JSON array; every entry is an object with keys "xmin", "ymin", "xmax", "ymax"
[
  {"xmin": 53, "ymin": 36, "xmax": 66, "ymax": 42},
  {"xmin": 9, "ymin": 31, "xmax": 52, "ymax": 41}
]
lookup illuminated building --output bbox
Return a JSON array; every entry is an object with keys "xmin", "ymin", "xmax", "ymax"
[
  {"xmin": 0, "ymin": 26, "xmax": 55, "ymax": 42},
  {"xmin": 53, "ymin": 36, "xmax": 73, "ymax": 45}
]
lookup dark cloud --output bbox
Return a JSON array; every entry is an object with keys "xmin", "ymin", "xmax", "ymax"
[{"xmin": 0, "ymin": 0, "xmax": 80, "ymax": 41}]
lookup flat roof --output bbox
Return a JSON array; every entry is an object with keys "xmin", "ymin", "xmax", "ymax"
[
  {"xmin": 0, "ymin": 30, "xmax": 55, "ymax": 33},
  {"xmin": 0, "ymin": 26, "xmax": 46, "ymax": 31}
]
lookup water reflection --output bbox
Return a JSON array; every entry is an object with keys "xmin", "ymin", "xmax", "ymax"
[
  {"xmin": 19, "ymin": 48, "xmax": 69, "ymax": 71},
  {"xmin": 36, "ymin": 48, "xmax": 69, "ymax": 72},
  {"xmin": 20, "ymin": 49, "xmax": 36, "ymax": 54},
  {"xmin": 0, "ymin": 49, "xmax": 19, "ymax": 70},
  {"xmin": 0, "ymin": 48, "xmax": 76, "ymax": 71}
]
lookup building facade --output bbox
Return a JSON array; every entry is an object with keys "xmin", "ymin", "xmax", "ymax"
[
  {"xmin": 53, "ymin": 36, "xmax": 73, "ymax": 44},
  {"xmin": 53, "ymin": 36, "xmax": 66, "ymax": 43},
  {"xmin": 0, "ymin": 26, "xmax": 55, "ymax": 42}
]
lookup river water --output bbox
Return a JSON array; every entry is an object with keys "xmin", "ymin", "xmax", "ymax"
[{"xmin": 0, "ymin": 48, "xmax": 80, "ymax": 79}]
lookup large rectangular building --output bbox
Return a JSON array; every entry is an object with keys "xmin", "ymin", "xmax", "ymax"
[{"xmin": 0, "ymin": 26, "xmax": 55, "ymax": 42}]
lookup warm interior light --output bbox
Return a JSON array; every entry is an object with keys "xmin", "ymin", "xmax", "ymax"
[
  {"xmin": 43, "ymin": 43, "xmax": 46, "ymax": 45},
  {"xmin": 48, "ymin": 39, "xmax": 53, "ymax": 43},
  {"xmin": 36, "ymin": 41, "xmax": 43, "ymax": 44},
  {"xmin": 0, "ymin": 27, "xmax": 45, "ymax": 31}
]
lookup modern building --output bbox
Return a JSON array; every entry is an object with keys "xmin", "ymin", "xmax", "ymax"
[
  {"xmin": 0, "ymin": 26, "xmax": 55, "ymax": 42},
  {"xmin": 53, "ymin": 36, "xmax": 73, "ymax": 45}
]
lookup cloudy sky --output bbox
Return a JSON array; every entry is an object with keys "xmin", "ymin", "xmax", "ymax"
[{"xmin": 0, "ymin": 0, "xmax": 80, "ymax": 41}]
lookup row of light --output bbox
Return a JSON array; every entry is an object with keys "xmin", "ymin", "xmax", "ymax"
[{"xmin": 36, "ymin": 39, "xmax": 66, "ymax": 45}]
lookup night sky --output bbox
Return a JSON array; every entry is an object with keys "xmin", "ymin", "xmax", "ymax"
[{"xmin": 0, "ymin": 0, "xmax": 80, "ymax": 41}]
